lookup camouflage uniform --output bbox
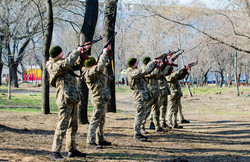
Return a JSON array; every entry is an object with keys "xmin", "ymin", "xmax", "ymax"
[
  {"xmin": 47, "ymin": 50, "xmax": 85, "ymax": 152},
  {"xmin": 125, "ymin": 61, "xmax": 156, "ymax": 135},
  {"xmin": 142, "ymin": 66, "xmax": 161, "ymax": 130},
  {"xmin": 158, "ymin": 65, "xmax": 171, "ymax": 126},
  {"xmin": 166, "ymin": 68, "xmax": 186, "ymax": 127},
  {"xmin": 82, "ymin": 51, "xmax": 111, "ymax": 144}
]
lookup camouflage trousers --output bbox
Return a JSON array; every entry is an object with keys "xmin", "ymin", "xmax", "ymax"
[
  {"xmin": 52, "ymin": 103, "xmax": 78, "ymax": 152},
  {"xmin": 142, "ymin": 95, "xmax": 160, "ymax": 129},
  {"xmin": 177, "ymin": 98, "xmax": 184, "ymax": 121},
  {"xmin": 133, "ymin": 96, "xmax": 149, "ymax": 135},
  {"xmin": 167, "ymin": 96, "xmax": 179, "ymax": 126},
  {"xmin": 159, "ymin": 94, "xmax": 168, "ymax": 124},
  {"xmin": 87, "ymin": 97, "xmax": 107, "ymax": 144}
]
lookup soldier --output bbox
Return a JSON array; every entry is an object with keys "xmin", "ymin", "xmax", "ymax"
[
  {"xmin": 47, "ymin": 45, "xmax": 90, "ymax": 161},
  {"xmin": 141, "ymin": 56, "xmax": 165, "ymax": 133},
  {"xmin": 125, "ymin": 57, "xmax": 160, "ymax": 141},
  {"xmin": 158, "ymin": 62, "xmax": 172, "ymax": 130},
  {"xmin": 82, "ymin": 45, "xmax": 112, "ymax": 149},
  {"xmin": 166, "ymin": 65, "xmax": 190, "ymax": 129}
]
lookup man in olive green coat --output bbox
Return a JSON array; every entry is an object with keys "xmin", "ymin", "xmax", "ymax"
[
  {"xmin": 47, "ymin": 45, "xmax": 90, "ymax": 160},
  {"xmin": 125, "ymin": 57, "xmax": 160, "ymax": 141},
  {"xmin": 82, "ymin": 45, "xmax": 112, "ymax": 149}
]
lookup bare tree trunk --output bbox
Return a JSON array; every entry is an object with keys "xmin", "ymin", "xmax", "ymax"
[
  {"xmin": 78, "ymin": 0, "xmax": 98, "ymax": 124},
  {"xmin": 41, "ymin": 0, "xmax": 53, "ymax": 114},
  {"xmin": 10, "ymin": 63, "xmax": 18, "ymax": 88},
  {"xmin": 0, "ymin": 35, "xmax": 3, "ymax": 86},
  {"xmin": 219, "ymin": 70, "xmax": 224, "ymax": 88},
  {"xmin": 103, "ymin": 0, "xmax": 118, "ymax": 112},
  {"xmin": 234, "ymin": 51, "xmax": 240, "ymax": 96},
  {"xmin": 246, "ymin": 61, "xmax": 249, "ymax": 86}
]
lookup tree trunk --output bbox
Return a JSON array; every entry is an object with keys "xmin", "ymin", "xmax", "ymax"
[
  {"xmin": 41, "ymin": 0, "xmax": 53, "ymax": 114},
  {"xmin": 220, "ymin": 70, "xmax": 224, "ymax": 88},
  {"xmin": 78, "ymin": 0, "xmax": 98, "ymax": 124},
  {"xmin": 10, "ymin": 63, "xmax": 18, "ymax": 88},
  {"xmin": 234, "ymin": 51, "xmax": 240, "ymax": 96},
  {"xmin": 0, "ymin": 35, "xmax": 3, "ymax": 86},
  {"xmin": 245, "ymin": 61, "xmax": 249, "ymax": 86},
  {"xmin": 103, "ymin": 0, "xmax": 118, "ymax": 112}
]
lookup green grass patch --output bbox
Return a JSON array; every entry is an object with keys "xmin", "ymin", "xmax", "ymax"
[
  {"xmin": 0, "ymin": 92, "xmax": 94, "ymax": 113},
  {"xmin": 115, "ymin": 86, "xmax": 132, "ymax": 93}
]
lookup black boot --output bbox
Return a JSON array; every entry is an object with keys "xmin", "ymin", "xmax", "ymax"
[
  {"xmin": 173, "ymin": 124, "xmax": 183, "ymax": 129},
  {"xmin": 180, "ymin": 119, "xmax": 190, "ymax": 123},
  {"xmin": 68, "ymin": 150, "xmax": 86, "ymax": 158},
  {"xmin": 133, "ymin": 134, "xmax": 148, "ymax": 142},
  {"xmin": 50, "ymin": 152, "xmax": 65, "ymax": 161},
  {"xmin": 98, "ymin": 141, "xmax": 112, "ymax": 146}
]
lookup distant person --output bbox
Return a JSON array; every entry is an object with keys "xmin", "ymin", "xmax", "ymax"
[
  {"xmin": 121, "ymin": 77, "xmax": 125, "ymax": 85},
  {"xmin": 82, "ymin": 45, "xmax": 112, "ymax": 149},
  {"xmin": 125, "ymin": 57, "xmax": 159, "ymax": 141},
  {"xmin": 47, "ymin": 44, "xmax": 90, "ymax": 161}
]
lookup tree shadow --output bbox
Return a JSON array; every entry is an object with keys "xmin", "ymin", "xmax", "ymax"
[{"xmin": 0, "ymin": 124, "xmax": 54, "ymax": 135}]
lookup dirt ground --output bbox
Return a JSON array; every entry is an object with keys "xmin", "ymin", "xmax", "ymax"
[{"xmin": 0, "ymin": 85, "xmax": 250, "ymax": 162}]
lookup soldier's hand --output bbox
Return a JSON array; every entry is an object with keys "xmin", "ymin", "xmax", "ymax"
[
  {"xmin": 103, "ymin": 45, "xmax": 111, "ymax": 53},
  {"xmin": 77, "ymin": 44, "xmax": 91, "ymax": 53},
  {"xmin": 153, "ymin": 58, "xmax": 161, "ymax": 64}
]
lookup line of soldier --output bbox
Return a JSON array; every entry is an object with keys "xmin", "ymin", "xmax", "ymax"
[
  {"xmin": 125, "ymin": 53, "xmax": 192, "ymax": 142},
  {"xmin": 46, "ymin": 44, "xmax": 193, "ymax": 160}
]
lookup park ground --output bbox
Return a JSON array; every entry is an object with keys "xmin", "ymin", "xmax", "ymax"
[{"xmin": 0, "ymin": 84, "xmax": 250, "ymax": 162}]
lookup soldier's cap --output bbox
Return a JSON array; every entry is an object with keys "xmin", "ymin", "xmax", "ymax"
[
  {"xmin": 142, "ymin": 56, "xmax": 151, "ymax": 65},
  {"xmin": 49, "ymin": 45, "xmax": 62, "ymax": 58},
  {"xmin": 85, "ymin": 56, "xmax": 96, "ymax": 67},
  {"xmin": 127, "ymin": 57, "xmax": 137, "ymax": 67}
]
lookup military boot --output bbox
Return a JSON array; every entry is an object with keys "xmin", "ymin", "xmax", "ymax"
[
  {"xmin": 155, "ymin": 127, "xmax": 167, "ymax": 132},
  {"xmin": 133, "ymin": 134, "xmax": 148, "ymax": 142},
  {"xmin": 98, "ymin": 141, "xmax": 112, "ymax": 146},
  {"xmin": 50, "ymin": 152, "xmax": 65, "ymax": 161},
  {"xmin": 68, "ymin": 150, "xmax": 86, "ymax": 158},
  {"xmin": 180, "ymin": 119, "xmax": 190, "ymax": 123},
  {"xmin": 173, "ymin": 124, "xmax": 183, "ymax": 129}
]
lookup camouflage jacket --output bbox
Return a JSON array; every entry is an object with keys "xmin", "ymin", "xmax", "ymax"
[
  {"xmin": 142, "ymin": 64, "xmax": 160, "ymax": 97},
  {"xmin": 125, "ymin": 61, "xmax": 156, "ymax": 101},
  {"xmin": 82, "ymin": 51, "xmax": 111, "ymax": 102},
  {"xmin": 166, "ymin": 68, "xmax": 186, "ymax": 98},
  {"xmin": 158, "ymin": 65, "xmax": 171, "ymax": 96},
  {"xmin": 46, "ymin": 50, "xmax": 85, "ymax": 106}
]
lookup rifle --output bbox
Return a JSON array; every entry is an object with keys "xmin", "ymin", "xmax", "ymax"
[
  {"xmin": 96, "ymin": 32, "xmax": 117, "ymax": 63},
  {"xmin": 187, "ymin": 61, "xmax": 198, "ymax": 68},
  {"xmin": 67, "ymin": 36, "xmax": 103, "ymax": 56},
  {"xmin": 170, "ymin": 49, "xmax": 184, "ymax": 62},
  {"xmin": 156, "ymin": 48, "xmax": 182, "ymax": 61},
  {"xmin": 81, "ymin": 36, "xmax": 103, "ymax": 47}
]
